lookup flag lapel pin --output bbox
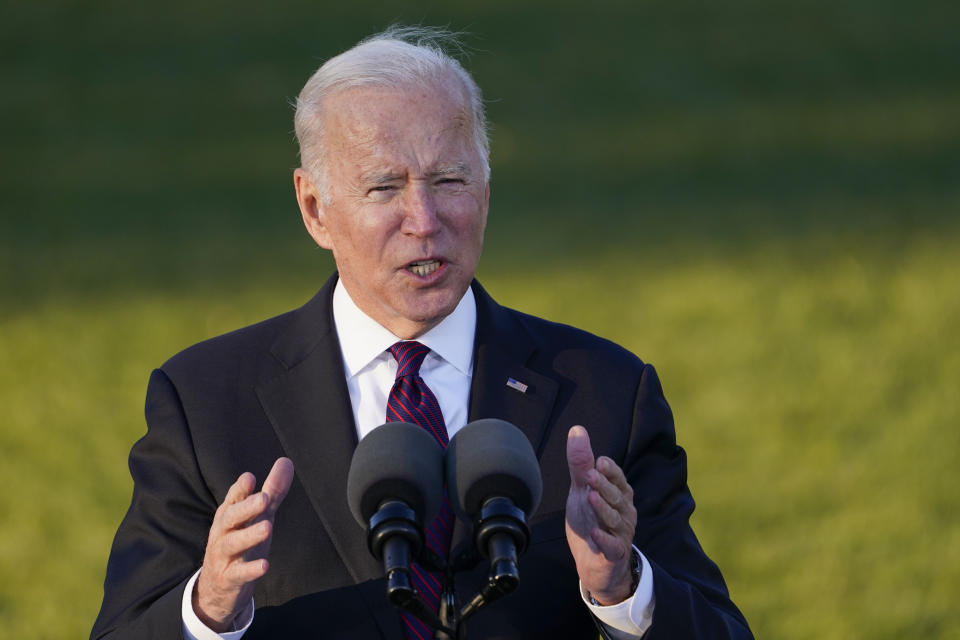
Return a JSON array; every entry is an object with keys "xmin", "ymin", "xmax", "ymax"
[{"xmin": 506, "ymin": 377, "xmax": 529, "ymax": 394}]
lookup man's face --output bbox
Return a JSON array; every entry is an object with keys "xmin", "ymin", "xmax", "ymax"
[{"xmin": 296, "ymin": 79, "xmax": 489, "ymax": 339}]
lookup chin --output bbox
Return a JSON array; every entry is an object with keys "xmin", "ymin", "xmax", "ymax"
[
  {"xmin": 402, "ymin": 292, "xmax": 460, "ymax": 325},
  {"xmin": 408, "ymin": 303, "xmax": 456, "ymax": 325}
]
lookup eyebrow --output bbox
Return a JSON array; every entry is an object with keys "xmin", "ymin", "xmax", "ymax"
[
  {"xmin": 429, "ymin": 162, "xmax": 471, "ymax": 178},
  {"xmin": 362, "ymin": 163, "xmax": 472, "ymax": 185},
  {"xmin": 362, "ymin": 171, "xmax": 405, "ymax": 185}
]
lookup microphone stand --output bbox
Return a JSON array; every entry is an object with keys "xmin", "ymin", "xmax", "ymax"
[
  {"xmin": 458, "ymin": 497, "xmax": 528, "ymax": 623},
  {"xmin": 372, "ymin": 497, "xmax": 531, "ymax": 639},
  {"xmin": 438, "ymin": 565, "xmax": 461, "ymax": 640},
  {"xmin": 369, "ymin": 501, "xmax": 456, "ymax": 638}
]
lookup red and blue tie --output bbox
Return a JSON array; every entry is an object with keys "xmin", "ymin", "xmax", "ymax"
[{"xmin": 386, "ymin": 341, "xmax": 454, "ymax": 640}]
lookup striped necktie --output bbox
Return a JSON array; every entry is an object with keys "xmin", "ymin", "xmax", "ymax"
[{"xmin": 386, "ymin": 341, "xmax": 454, "ymax": 640}]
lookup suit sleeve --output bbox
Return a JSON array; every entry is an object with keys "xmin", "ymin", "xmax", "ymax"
[
  {"xmin": 91, "ymin": 369, "xmax": 220, "ymax": 640},
  {"xmin": 625, "ymin": 364, "xmax": 753, "ymax": 639}
]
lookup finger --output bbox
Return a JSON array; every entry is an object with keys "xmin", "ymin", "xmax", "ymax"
[
  {"xmin": 209, "ymin": 472, "xmax": 257, "ymax": 535},
  {"xmin": 218, "ymin": 520, "xmax": 273, "ymax": 558},
  {"xmin": 590, "ymin": 526, "xmax": 630, "ymax": 563},
  {"xmin": 588, "ymin": 489, "xmax": 625, "ymax": 531},
  {"xmin": 261, "ymin": 457, "xmax": 295, "ymax": 517},
  {"xmin": 588, "ymin": 468, "xmax": 632, "ymax": 514},
  {"xmin": 221, "ymin": 491, "xmax": 271, "ymax": 531},
  {"xmin": 221, "ymin": 472, "xmax": 256, "ymax": 510},
  {"xmin": 224, "ymin": 556, "xmax": 271, "ymax": 585},
  {"xmin": 596, "ymin": 456, "xmax": 633, "ymax": 497},
  {"xmin": 566, "ymin": 426, "xmax": 595, "ymax": 486}
]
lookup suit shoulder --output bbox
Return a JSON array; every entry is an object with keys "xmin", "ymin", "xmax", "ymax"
[
  {"xmin": 159, "ymin": 308, "xmax": 297, "ymax": 382},
  {"xmin": 508, "ymin": 307, "xmax": 648, "ymax": 374}
]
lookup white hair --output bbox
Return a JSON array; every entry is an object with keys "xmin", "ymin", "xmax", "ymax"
[{"xmin": 293, "ymin": 26, "xmax": 490, "ymax": 200}]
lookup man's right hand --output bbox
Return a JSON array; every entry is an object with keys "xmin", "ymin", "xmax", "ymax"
[{"xmin": 193, "ymin": 457, "xmax": 295, "ymax": 632}]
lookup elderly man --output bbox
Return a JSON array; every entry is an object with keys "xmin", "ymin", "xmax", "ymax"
[{"xmin": 92, "ymin": 28, "xmax": 752, "ymax": 640}]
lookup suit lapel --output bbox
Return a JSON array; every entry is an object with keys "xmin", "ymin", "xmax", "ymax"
[
  {"xmin": 468, "ymin": 281, "xmax": 559, "ymax": 458},
  {"xmin": 451, "ymin": 282, "xmax": 560, "ymax": 556},
  {"xmin": 255, "ymin": 276, "xmax": 382, "ymax": 585}
]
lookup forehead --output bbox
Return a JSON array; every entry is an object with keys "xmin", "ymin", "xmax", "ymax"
[{"xmin": 320, "ymin": 80, "xmax": 474, "ymax": 171}]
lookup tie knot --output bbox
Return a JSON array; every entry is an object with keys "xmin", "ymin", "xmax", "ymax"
[{"xmin": 389, "ymin": 341, "xmax": 431, "ymax": 379}]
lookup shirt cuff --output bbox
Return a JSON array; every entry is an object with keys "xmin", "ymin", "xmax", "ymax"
[
  {"xmin": 580, "ymin": 547, "xmax": 655, "ymax": 639},
  {"xmin": 181, "ymin": 569, "xmax": 255, "ymax": 640}
]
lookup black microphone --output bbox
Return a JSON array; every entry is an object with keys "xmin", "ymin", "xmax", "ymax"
[
  {"xmin": 445, "ymin": 419, "xmax": 543, "ymax": 619},
  {"xmin": 346, "ymin": 421, "xmax": 447, "ymax": 629}
]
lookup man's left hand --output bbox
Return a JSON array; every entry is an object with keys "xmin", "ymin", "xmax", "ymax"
[{"xmin": 565, "ymin": 425, "xmax": 638, "ymax": 606}]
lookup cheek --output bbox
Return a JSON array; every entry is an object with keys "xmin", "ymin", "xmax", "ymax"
[
  {"xmin": 346, "ymin": 221, "xmax": 402, "ymax": 274},
  {"xmin": 445, "ymin": 192, "xmax": 487, "ymax": 229},
  {"xmin": 463, "ymin": 208, "xmax": 488, "ymax": 247},
  {"xmin": 339, "ymin": 213, "xmax": 387, "ymax": 248}
]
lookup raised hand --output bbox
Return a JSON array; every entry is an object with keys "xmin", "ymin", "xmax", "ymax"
[
  {"xmin": 193, "ymin": 457, "xmax": 295, "ymax": 631},
  {"xmin": 565, "ymin": 425, "xmax": 638, "ymax": 605}
]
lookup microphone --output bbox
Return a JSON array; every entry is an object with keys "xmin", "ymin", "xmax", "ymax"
[
  {"xmin": 346, "ymin": 421, "xmax": 446, "ymax": 629},
  {"xmin": 445, "ymin": 419, "xmax": 543, "ymax": 618}
]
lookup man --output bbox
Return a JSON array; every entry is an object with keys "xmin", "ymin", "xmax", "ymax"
[{"xmin": 92, "ymin": 28, "xmax": 752, "ymax": 639}]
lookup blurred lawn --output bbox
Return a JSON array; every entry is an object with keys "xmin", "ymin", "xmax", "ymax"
[{"xmin": 1, "ymin": 1, "xmax": 958, "ymax": 639}]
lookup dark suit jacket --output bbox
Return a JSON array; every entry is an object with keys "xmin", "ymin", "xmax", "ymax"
[{"xmin": 92, "ymin": 275, "xmax": 752, "ymax": 639}]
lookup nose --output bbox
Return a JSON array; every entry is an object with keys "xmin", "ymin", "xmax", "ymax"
[{"xmin": 399, "ymin": 182, "xmax": 440, "ymax": 237}]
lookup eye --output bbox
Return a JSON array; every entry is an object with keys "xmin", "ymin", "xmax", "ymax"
[{"xmin": 367, "ymin": 185, "xmax": 398, "ymax": 199}]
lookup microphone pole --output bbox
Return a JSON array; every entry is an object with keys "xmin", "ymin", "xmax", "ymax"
[
  {"xmin": 445, "ymin": 419, "xmax": 543, "ymax": 625},
  {"xmin": 346, "ymin": 422, "xmax": 455, "ymax": 637},
  {"xmin": 458, "ymin": 495, "xmax": 529, "ymax": 620},
  {"xmin": 349, "ymin": 419, "xmax": 543, "ymax": 638}
]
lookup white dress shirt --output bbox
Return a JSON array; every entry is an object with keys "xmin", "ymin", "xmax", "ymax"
[{"xmin": 183, "ymin": 280, "xmax": 653, "ymax": 638}]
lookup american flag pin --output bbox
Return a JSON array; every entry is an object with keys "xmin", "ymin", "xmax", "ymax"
[{"xmin": 506, "ymin": 378, "xmax": 529, "ymax": 394}]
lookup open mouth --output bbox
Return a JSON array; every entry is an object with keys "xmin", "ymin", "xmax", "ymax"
[{"xmin": 406, "ymin": 259, "xmax": 442, "ymax": 277}]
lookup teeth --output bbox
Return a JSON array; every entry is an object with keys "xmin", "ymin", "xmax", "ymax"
[{"xmin": 408, "ymin": 260, "xmax": 440, "ymax": 277}]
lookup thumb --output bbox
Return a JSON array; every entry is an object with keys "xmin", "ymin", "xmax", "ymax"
[
  {"xmin": 566, "ymin": 425, "xmax": 595, "ymax": 487},
  {"xmin": 261, "ymin": 457, "xmax": 295, "ymax": 515}
]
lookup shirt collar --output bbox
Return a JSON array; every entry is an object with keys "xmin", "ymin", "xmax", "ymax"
[{"xmin": 332, "ymin": 278, "xmax": 476, "ymax": 378}]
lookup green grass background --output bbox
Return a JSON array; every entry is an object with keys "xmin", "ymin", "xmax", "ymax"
[{"xmin": 2, "ymin": 1, "xmax": 958, "ymax": 638}]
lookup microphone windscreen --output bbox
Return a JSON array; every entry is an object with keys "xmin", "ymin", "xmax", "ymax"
[
  {"xmin": 347, "ymin": 422, "xmax": 444, "ymax": 528},
  {"xmin": 446, "ymin": 418, "xmax": 543, "ymax": 518}
]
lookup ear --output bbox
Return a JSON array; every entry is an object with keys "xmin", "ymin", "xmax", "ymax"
[{"xmin": 294, "ymin": 168, "xmax": 332, "ymax": 249}]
